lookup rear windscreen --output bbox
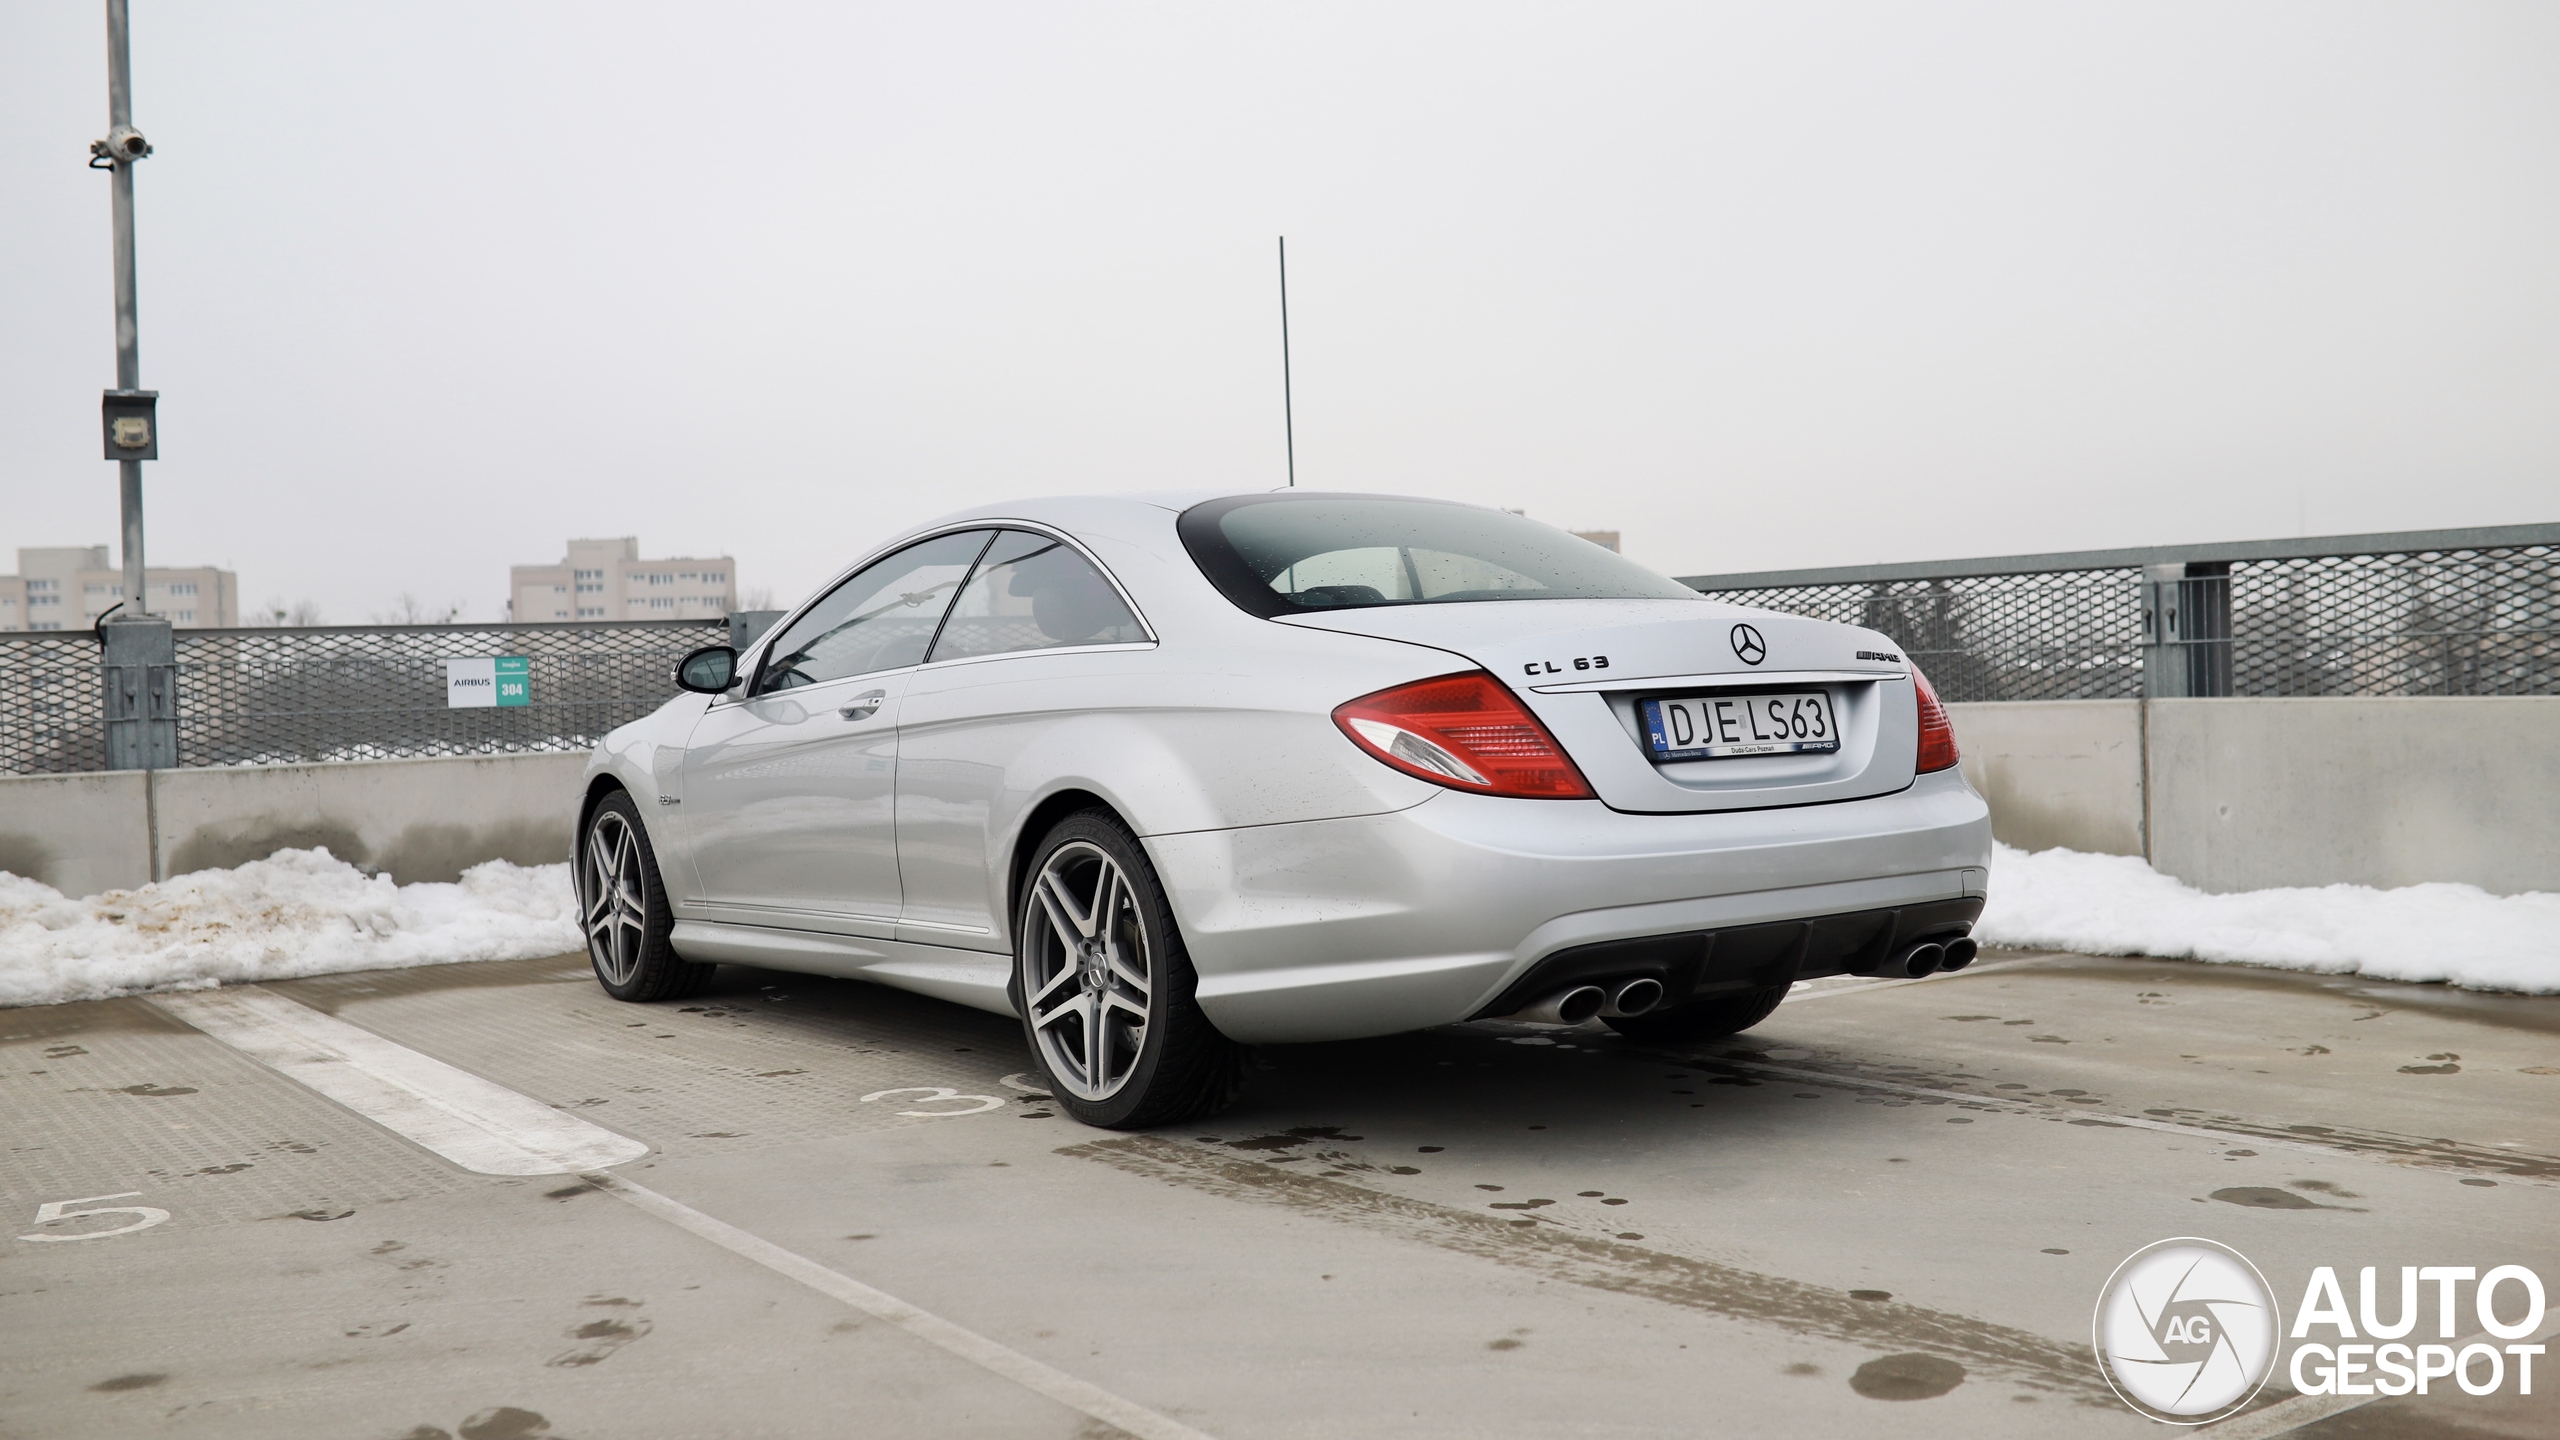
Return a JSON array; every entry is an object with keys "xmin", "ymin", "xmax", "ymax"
[{"xmin": 1177, "ymin": 493, "xmax": 1703, "ymax": 617}]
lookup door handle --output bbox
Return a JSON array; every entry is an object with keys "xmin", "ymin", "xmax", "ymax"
[{"xmin": 839, "ymin": 690, "xmax": 887, "ymax": 721}]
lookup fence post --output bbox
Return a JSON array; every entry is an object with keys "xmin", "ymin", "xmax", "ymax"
[
  {"xmin": 2142, "ymin": 563, "xmax": 2232, "ymax": 699},
  {"xmin": 101, "ymin": 614, "xmax": 178, "ymax": 769},
  {"xmin": 2141, "ymin": 565, "xmax": 2190, "ymax": 698}
]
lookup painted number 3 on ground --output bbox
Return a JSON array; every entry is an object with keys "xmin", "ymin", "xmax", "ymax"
[{"xmin": 861, "ymin": 1087, "xmax": 1004, "ymax": 1117}]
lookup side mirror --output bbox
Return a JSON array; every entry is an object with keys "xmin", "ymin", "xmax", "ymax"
[{"xmin": 676, "ymin": 645, "xmax": 738, "ymax": 694}]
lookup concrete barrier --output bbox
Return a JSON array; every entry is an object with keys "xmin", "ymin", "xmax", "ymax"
[
  {"xmin": 1946, "ymin": 696, "xmax": 2560, "ymax": 895},
  {"xmin": 0, "ymin": 771, "xmax": 155, "ymax": 898},
  {"xmin": 1946, "ymin": 701, "xmax": 2143, "ymax": 857},
  {"xmin": 152, "ymin": 753, "xmax": 589, "ymax": 885},
  {"xmin": 2146, "ymin": 697, "xmax": 2560, "ymax": 895},
  {"xmin": 5, "ymin": 699, "xmax": 2554, "ymax": 898},
  {"xmin": 0, "ymin": 753, "xmax": 588, "ymax": 893}
]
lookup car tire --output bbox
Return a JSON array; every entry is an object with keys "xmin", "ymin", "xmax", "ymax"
[
  {"xmin": 1014, "ymin": 809, "xmax": 1245, "ymax": 1129},
  {"xmin": 1601, "ymin": 983, "xmax": 1789, "ymax": 1042},
  {"xmin": 578, "ymin": 790, "xmax": 715, "ymax": 1003}
]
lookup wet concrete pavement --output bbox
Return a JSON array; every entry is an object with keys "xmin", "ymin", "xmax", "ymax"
[{"xmin": 4, "ymin": 951, "xmax": 2555, "ymax": 1439}]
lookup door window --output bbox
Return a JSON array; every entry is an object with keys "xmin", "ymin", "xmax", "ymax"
[
  {"xmin": 928, "ymin": 530, "xmax": 1147, "ymax": 662},
  {"xmin": 754, "ymin": 530, "xmax": 994, "ymax": 694}
]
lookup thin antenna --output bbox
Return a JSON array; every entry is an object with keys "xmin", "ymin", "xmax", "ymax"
[{"xmin": 1278, "ymin": 236, "xmax": 1296, "ymax": 487}]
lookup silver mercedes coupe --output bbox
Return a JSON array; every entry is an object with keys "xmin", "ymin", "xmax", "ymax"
[{"xmin": 576, "ymin": 492, "xmax": 1992, "ymax": 1127}]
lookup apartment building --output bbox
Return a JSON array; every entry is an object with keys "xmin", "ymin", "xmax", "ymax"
[
  {"xmin": 0, "ymin": 546, "xmax": 240, "ymax": 631},
  {"xmin": 509, "ymin": 538, "xmax": 737, "ymax": 622}
]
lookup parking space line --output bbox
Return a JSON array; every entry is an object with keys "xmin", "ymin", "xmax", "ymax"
[
  {"xmin": 585, "ymin": 1171, "xmax": 1217, "ymax": 1440},
  {"xmin": 149, "ymin": 985, "xmax": 649, "ymax": 1176},
  {"xmin": 151, "ymin": 984, "xmax": 1217, "ymax": 1439}
]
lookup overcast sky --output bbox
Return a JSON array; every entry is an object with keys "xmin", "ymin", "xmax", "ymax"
[{"xmin": 4, "ymin": 2, "xmax": 2554, "ymax": 621}]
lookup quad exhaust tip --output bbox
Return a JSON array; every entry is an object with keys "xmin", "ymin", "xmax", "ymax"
[
  {"xmin": 1505, "ymin": 976, "xmax": 1664, "ymax": 1026},
  {"xmin": 1893, "ymin": 940, "xmax": 1946, "ymax": 979},
  {"xmin": 1513, "ymin": 984, "xmax": 1607, "ymax": 1027},
  {"xmin": 1938, "ymin": 936, "xmax": 1978, "ymax": 973},
  {"xmin": 1601, "ymin": 977, "xmax": 1663, "ymax": 1018}
]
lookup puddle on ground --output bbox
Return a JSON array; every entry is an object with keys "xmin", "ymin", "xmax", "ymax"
[
  {"xmin": 88, "ymin": 1373, "xmax": 166, "ymax": 1392},
  {"xmin": 1849, "ymin": 1352, "xmax": 1966, "ymax": 1400},
  {"xmin": 2210, "ymin": 1187, "xmax": 2352, "ymax": 1212}
]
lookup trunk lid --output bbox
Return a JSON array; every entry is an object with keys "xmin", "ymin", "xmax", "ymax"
[{"xmin": 1280, "ymin": 598, "xmax": 1919, "ymax": 813}]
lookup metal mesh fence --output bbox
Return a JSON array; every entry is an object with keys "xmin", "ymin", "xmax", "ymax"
[
  {"xmin": 1688, "ymin": 534, "xmax": 2559, "ymax": 704},
  {"xmin": 0, "ymin": 633, "xmax": 110, "ymax": 776},
  {"xmin": 7, "ymin": 531, "xmax": 2554, "ymax": 773},
  {"xmin": 0, "ymin": 621, "xmax": 722, "ymax": 776},
  {"xmin": 2226, "ymin": 548, "xmax": 2560, "ymax": 698},
  {"xmin": 1698, "ymin": 570, "xmax": 2144, "ymax": 703}
]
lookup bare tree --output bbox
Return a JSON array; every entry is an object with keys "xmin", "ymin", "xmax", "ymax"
[
  {"xmin": 372, "ymin": 593, "xmax": 466, "ymax": 625},
  {"xmin": 247, "ymin": 597, "xmax": 326, "ymax": 626}
]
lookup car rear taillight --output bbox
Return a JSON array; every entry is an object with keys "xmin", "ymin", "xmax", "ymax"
[
  {"xmin": 1913, "ymin": 663, "xmax": 1960, "ymax": 773},
  {"xmin": 1333, "ymin": 672, "xmax": 1594, "ymax": 799}
]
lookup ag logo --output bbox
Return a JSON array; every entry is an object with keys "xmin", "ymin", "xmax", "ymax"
[
  {"xmin": 2094, "ymin": 1238, "xmax": 2281, "ymax": 1423},
  {"xmin": 1729, "ymin": 623, "xmax": 1767, "ymax": 666}
]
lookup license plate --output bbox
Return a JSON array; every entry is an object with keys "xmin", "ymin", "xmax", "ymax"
[{"xmin": 1640, "ymin": 690, "xmax": 1840, "ymax": 761}]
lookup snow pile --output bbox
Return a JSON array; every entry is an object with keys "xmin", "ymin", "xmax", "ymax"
[
  {"xmin": 1978, "ymin": 843, "xmax": 2560, "ymax": 994},
  {"xmin": 0, "ymin": 848, "xmax": 580, "ymax": 1009}
]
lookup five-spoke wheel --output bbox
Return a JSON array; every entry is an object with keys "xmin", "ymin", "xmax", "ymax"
[
  {"xmin": 582, "ymin": 808, "xmax": 651, "ymax": 989},
  {"xmin": 577, "ymin": 790, "xmax": 714, "ymax": 1002},
  {"xmin": 1015, "ymin": 810, "xmax": 1243, "ymax": 1127},
  {"xmin": 1023, "ymin": 840, "xmax": 1154, "ymax": 1103}
]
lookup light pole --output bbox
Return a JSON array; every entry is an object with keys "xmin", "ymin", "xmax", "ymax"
[
  {"xmin": 92, "ymin": 0, "xmax": 175, "ymax": 772},
  {"xmin": 95, "ymin": 0, "xmax": 156, "ymax": 607}
]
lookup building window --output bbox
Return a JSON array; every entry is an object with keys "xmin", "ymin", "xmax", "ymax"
[
  {"xmin": 31, "ymin": 595, "xmax": 59, "ymax": 607},
  {"xmin": 574, "ymin": 569, "xmax": 601, "ymax": 581},
  {"xmin": 577, "ymin": 606, "xmax": 604, "ymax": 618},
  {"xmin": 165, "ymin": 581, "xmax": 198, "ymax": 597},
  {"xmin": 174, "ymin": 610, "xmax": 196, "ymax": 623},
  {"xmin": 28, "ymin": 578, "xmax": 58, "ymax": 591}
]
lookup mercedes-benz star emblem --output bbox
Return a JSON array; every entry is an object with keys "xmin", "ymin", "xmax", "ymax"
[{"xmin": 1730, "ymin": 623, "xmax": 1768, "ymax": 666}]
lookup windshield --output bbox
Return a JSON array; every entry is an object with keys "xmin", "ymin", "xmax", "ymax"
[{"xmin": 1177, "ymin": 494, "xmax": 1702, "ymax": 617}]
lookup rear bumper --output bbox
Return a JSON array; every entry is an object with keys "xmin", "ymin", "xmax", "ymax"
[{"xmin": 1145, "ymin": 768, "xmax": 1992, "ymax": 1044}]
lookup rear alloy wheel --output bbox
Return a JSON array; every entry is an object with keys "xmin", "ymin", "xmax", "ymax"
[
  {"xmin": 1601, "ymin": 983, "xmax": 1789, "ymax": 1042},
  {"xmin": 579, "ymin": 791, "xmax": 715, "ymax": 1003},
  {"xmin": 1016, "ymin": 811, "xmax": 1243, "ymax": 1128}
]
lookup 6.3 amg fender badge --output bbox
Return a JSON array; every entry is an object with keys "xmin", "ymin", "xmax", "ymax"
[{"xmin": 1729, "ymin": 623, "xmax": 1767, "ymax": 665}]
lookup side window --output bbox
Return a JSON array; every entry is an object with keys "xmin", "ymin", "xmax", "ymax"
[
  {"xmin": 754, "ymin": 530, "xmax": 995, "ymax": 694},
  {"xmin": 928, "ymin": 530, "xmax": 1146, "ymax": 663}
]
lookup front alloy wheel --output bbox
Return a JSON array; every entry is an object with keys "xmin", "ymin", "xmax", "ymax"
[
  {"xmin": 582, "ymin": 809, "xmax": 651, "ymax": 989},
  {"xmin": 577, "ymin": 790, "xmax": 714, "ymax": 1002}
]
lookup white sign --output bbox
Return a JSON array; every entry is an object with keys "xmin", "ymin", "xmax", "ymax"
[
  {"xmin": 445, "ymin": 656, "xmax": 530, "ymax": 709},
  {"xmin": 445, "ymin": 657, "xmax": 498, "ymax": 708}
]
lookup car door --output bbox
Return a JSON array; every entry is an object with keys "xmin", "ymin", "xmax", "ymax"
[
  {"xmin": 677, "ymin": 529, "xmax": 996, "ymax": 934},
  {"xmin": 893, "ymin": 529, "xmax": 1153, "ymax": 951}
]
